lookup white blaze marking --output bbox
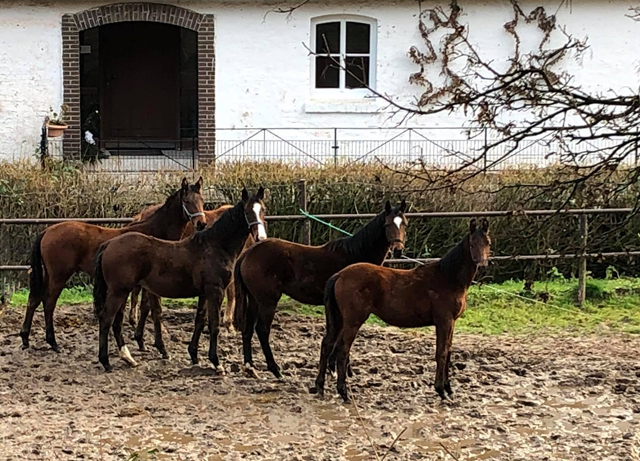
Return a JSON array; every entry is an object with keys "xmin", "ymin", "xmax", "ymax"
[
  {"xmin": 393, "ymin": 217, "xmax": 402, "ymax": 229},
  {"xmin": 252, "ymin": 203, "xmax": 267, "ymax": 240},
  {"xmin": 119, "ymin": 345, "xmax": 138, "ymax": 367}
]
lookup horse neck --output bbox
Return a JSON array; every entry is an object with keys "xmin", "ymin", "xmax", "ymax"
[
  {"xmin": 127, "ymin": 195, "xmax": 187, "ymax": 240},
  {"xmin": 196, "ymin": 205, "xmax": 250, "ymax": 258},
  {"xmin": 343, "ymin": 214, "xmax": 389, "ymax": 264},
  {"xmin": 435, "ymin": 235, "xmax": 478, "ymax": 289}
]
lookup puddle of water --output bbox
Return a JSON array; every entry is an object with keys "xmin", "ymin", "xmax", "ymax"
[
  {"xmin": 271, "ymin": 434, "xmax": 300, "ymax": 444},
  {"xmin": 232, "ymin": 443, "xmax": 261, "ymax": 453},
  {"xmin": 344, "ymin": 448, "xmax": 369, "ymax": 461},
  {"xmin": 154, "ymin": 427, "xmax": 196, "ymax": 444}
]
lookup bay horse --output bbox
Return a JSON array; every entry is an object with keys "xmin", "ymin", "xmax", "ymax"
[
  {"xmin": 233, "ymin": 200, "xmax": 408, "ymax": 379},
  {"xmin": 130, "ymin": 204, "xmax": 254, "ymax": 354},
  {"xmin": 93, "ymin": 187, "xmax": 266, "ymax": 372},
  {"xmin": 310, "ymin": 219, "xmax": 491, "ymax": 403},
  {"xmin": 20, "ymin": 177, "xmax": 206, "ymax": 352}
]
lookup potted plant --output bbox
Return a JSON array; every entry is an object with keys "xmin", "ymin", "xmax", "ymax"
[{"xmin": 46, "ymin": 104, "xmax": 69, "ymax": 138}]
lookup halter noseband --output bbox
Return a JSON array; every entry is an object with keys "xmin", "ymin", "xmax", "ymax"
[
  {"xmin": 183, "ymin": 202, "xmax": 205, "ymax": 221},
  {"xmin": 245, "ymin": 213, "xmax": 263, "ymax": 229}
]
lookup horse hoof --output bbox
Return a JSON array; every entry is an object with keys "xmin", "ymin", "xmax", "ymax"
[
  {"xmin": 119, "ymin": 345, "xmax": 138, "ymax": 367},
  {"xmin": 445, "ymin": 384, "xmax": 453, "ymax": 396},
  {"xmin": 21, "ymin": 343, "xmax": 29, "ymax": 350},
  {"xmin": 161, "ymin": 352, "xmax": 171, "ymax": 360},
  {"xmin": 244, "ymin": 363, "xmax": 261, "ymax": 379},
  {"xmin": 329, "ymin": 370, "xmax": 337, "ymax": 380},
  {"xmin": 309, "ymin": 385, "xmax": 324, "ymax": 396}
]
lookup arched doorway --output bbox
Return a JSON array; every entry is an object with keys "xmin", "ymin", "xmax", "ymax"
[{"xmin": 61, "ymin": 3, "xmax": 215, "ymax": 165}]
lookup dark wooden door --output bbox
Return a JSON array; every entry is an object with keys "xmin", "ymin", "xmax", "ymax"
[{"xmin": 100, "ymin": 22, "xmax": 180, "ymax": 140}]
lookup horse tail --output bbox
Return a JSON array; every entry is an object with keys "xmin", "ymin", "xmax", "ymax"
[
  {"xmin": 232, "ymin": 253, "xmax": 249, "ymax": 332},
  {"xmin": 324, "ymin": 274, "xmax": 343, "ymax": 340},
  {"xmin": 28, "ymin": 232, "xmax": 46, "ymax": 300},
  {"xmin": 93, "ymin": 243, "xmax": 109, "ymax": 319}
]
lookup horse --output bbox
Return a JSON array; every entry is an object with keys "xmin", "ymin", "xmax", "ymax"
[
  {"xmin": 20, "ymin": 177, "xmax": 206, "ymax": 352},
  {"xmin": 130, "ymin": 204, "xmax": 255, "ymax": 354},
  {"xmin": 233, "ymin": 200, "xmax": 408, "ymax": 379},
  {"xmin": 310, "ymin": 218, "xmax": 491, "ymax": 403},
  {"xmin": 93, "ymin": 187, "xmax": 266, "ymax": 372}
]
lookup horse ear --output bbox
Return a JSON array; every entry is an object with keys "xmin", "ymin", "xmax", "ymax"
[
  {"xmin": 481, "ymin": 218, "xmax": 490, "ymax": 231},
  {"xmin": 385, "ymin": 200, "xmax": 391, "ymax": 214},
  {"xmin": 194, "ymin": 176, "xmax": 203, "ymax": 193},
  {"xmin": 181, "ymin": 177, "xmax": 189, "ymax": 194},
  {"xmin": 469, "ymin": 218, "xmax": 477, "ymax": 233},
  {"xmin": 399, "ymin": 199, "xmax": 407, "ymax": 213},
  {"xmin": 257, "ymin": 186, "xmax": 265, "ymax": 200},
  {"xmin": 241, "ymin": 187, "xmax": 249, "ymax": 202}
]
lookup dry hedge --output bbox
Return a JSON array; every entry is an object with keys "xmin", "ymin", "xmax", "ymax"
[{"xmin": 1, "ymin": 160, "xmax": 639, "ymax": 287}]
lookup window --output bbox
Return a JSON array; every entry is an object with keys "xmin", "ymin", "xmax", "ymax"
[{"xmin": 311, "ymin": 16, "xmax": 376, "ymax": 96}]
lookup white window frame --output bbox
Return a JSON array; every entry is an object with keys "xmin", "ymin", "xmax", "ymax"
[{"xmin": 310, "ymin": 15, "xmax": 377, "ymax": 100}]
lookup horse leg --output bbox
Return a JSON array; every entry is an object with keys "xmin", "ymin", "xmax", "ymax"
[
  {"xmin": 336, "ymin": 326, "xmax": 359, "ymax": 404},
  {"xmin": 20, "ymin": 287, "xmax": 44, "ymax": 349},
  {"xmin": 149, "ymin": 294, "xmax": 169, "ymax": 359},
  {"xmin": 206, "ymin": 289, "xmax": 225, "ymax": 374},
  {"xmin": 328, "ymin": 352, "xmax": 353, "ymax": 378},
  {"xmin": 434, "ymin": 319, "xmax": 454, "ymax": 400},
  {"xmin": 188, "ymin": 297, "xmax": 207, "ymax": 365},
  {"xmin": 222, "ymin": 280, "xmax": 235, "ymax": 332},
  {"xmin": 99, "ymin": 293, "xmax": 126, "ymax": 372},
  {"xmin": 241, "ymin": 297, "xmax": 259, "ymax": 378},
  {"xmin": 134, "ymin": 289, "xmax": 151, "ymax": 351},
  {"xmin": 310, "ymin": 324, "xmax": 341, "ymax": 396},
  {"xmin": 444, "ymin": 320, "xmax": 456, "ymax": 396},
  {"xmin": 113, "ymin": 301, "xmax": 137, "ymax": 368},
  {"xmin": 128, "ymin": 285, "xmax": 141, "ymax": 328},
  {"xmin": 255, "ymin": 305, "xmax": 280, "ymax": 379},
  {"xmin": 43, "ymin": 282, "xmax": 65, "ymax": 352}
]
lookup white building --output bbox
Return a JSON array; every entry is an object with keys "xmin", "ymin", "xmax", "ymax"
[{"xmin": 0, "ymin": 0, "xmax": 638, "ymax": 170}]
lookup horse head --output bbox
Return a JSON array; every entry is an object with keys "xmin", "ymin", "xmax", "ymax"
[
  {"xmin": 180, "ymin": 177, "xmax": 206, "ymax": 231},
  {"xmin": 468, "ymin": 218, "xmax": 491, "ymax": 267},
  {"xmin": 384, "ymin": 199, "xmax": 408, "ymax": 259},
  {"xmin": 242, "ymin": 186, "xmax": 267, "ymax": 242}
]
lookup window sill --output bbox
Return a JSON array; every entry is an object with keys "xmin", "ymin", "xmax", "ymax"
[{"xmin": 303, "ymin": 98, "xmax": 384, "ymax": 114}]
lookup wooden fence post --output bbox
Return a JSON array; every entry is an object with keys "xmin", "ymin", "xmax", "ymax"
[
  {"xmin": 298, "ymin": 179, "xmax": 311, "ymax": 245},
  {"xmin": 577, "ymin": 214, "xmax": 588, "ymax": 305}
]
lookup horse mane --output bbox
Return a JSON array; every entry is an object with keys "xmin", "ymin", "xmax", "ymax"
[
  {"xmin": 130, "ymin": 188, "xmax": 181, "ymax": 225},
  {"xmin": 325, "ymin": 211, "xmax": 386, "ymax": 259},
  {"xmin": 438, "ymin": 234, "xmax": 469, "ymax": 284},
  {"xmin": 191, "ymin": 201, "xmax": 243, "ymax": 245}
]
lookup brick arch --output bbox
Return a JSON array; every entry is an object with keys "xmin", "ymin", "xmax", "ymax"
[{"xmin": 61, "ymin": 3, "xmax": 215, "ymax": 164}]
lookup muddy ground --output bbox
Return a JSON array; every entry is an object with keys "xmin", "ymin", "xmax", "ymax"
[{"xmin": 0, "ymin": 304, "xmax": 639, "ymax": 461}]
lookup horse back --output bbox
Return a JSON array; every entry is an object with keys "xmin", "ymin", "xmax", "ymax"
[
  {"xmin": 40, "ymin": 221, "xmax": 125, "ymax": 276},
  {"xmin": 238, "ymin": 238, "xmax": 345, "ymax": 305}
]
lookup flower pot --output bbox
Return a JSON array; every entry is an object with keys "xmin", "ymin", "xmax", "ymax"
[{"xmin": 47, "ymin": 124, "xmax": 68, "ymax": 138}]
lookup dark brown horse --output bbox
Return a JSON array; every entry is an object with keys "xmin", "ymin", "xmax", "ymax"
[
  {"xmin": 130, "ymin": 204, "xmax": 255, "ymax": 354},
  {"xmin": 20, "ymin": 177, "xmax": 206, "ymax": 352},
  {"xmin": 93, "ymin": 188, "xmax": 266, "ymax": 372},
  {"xmin": 233, "ymin": 200, "xmax": 407, "ymax": 379},
  {"xmin": 310, "ymin": 219, "xmax": 491, "ymax": 403}
]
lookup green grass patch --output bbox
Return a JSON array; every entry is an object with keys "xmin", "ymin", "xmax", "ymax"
[{"xmin": 8, "ymin": 278, "xmax": 640, "ymax": 335}]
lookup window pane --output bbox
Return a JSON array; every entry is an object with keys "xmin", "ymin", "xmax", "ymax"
[
  {"xmin": 315, "ymin": 56, "xmax": 340, "ymax": 88},
  {"xmin": 346, "ymin": 22, "xmax": 370, "ymax": 54},
  {"xmin": 345, "ymin": 56, "xmax": 370, "ymax": 88},
  {"xmin": 315, "ymin": 22, "xmax": 340, "ymax": 54}
]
